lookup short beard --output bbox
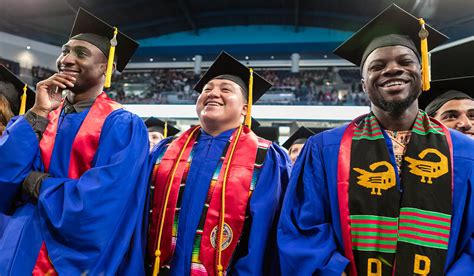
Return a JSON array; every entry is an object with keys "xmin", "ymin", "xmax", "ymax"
[{"xmin": 370, "ymin": 90, "xmax": 420, "ymax": 116}]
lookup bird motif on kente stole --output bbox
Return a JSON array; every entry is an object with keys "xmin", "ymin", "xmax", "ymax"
[
  {"xmin": 404, "ymin": 148, "xmax": 448, "ymax": 184},
  {"xmin": 353, "ymin": 161, "xmax": 396, "ymax": 196}
]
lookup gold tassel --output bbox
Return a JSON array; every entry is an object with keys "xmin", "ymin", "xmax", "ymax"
[
  {"xmin": 244, "ymin": 68, "xmax": 253, "ymax": 128},
  {"xmin": 104, "ymin": 27, "xmax": 118, "ymax": 88},
  {"xmin": 19, "ymin": 84, "xmax": 27, "ymax": 115},
  {"xmin": 418, "ymin": 18, "xmax": 430, "ymax": 91},
  {"xmin": 152, "ymin": 250, "xmax": 161, "ymax": 276},
  {"xmin": 164, "ymin": 121, "xmax": 168, "ymax": 138}
]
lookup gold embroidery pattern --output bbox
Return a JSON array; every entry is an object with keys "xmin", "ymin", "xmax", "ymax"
[
  {"xmin": 404, "ymin": 148, "xmax": 448, "ymax": 184},
  {"xmin": 353, "ymin": 161, "xmax": 396, "ymax": 196}
]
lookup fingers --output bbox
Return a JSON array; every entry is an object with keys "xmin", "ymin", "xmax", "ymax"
[{"xmin": 37, "ymin": 73, "xmax": 76, "ymax": 90}]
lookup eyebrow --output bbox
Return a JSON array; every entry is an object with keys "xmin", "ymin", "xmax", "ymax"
[
  {"xmin": 62, "ymin": 44, "xmax": 92, "ymax": 54},
  {"xmin": 439, "ymin": 110, "xmax": 460, "ymax": 117},
  {"xmin": 204, "ymin": 81, "xmax": 235, "ymax": 88},
  {"xmin": 368, "ymin": 54, "xmax": 416, "ymax": 64}
]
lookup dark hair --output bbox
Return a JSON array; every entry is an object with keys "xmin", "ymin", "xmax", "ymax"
[{"xmin": 0, "ymin": 94, "xmax": 14, "ymax": 135}]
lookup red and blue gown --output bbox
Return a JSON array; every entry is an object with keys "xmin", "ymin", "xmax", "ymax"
[
  {"xmin": 0, "ymin": 105, "xmax": 149, "ymax": 274},
  {"xmin": 148, "ymin": 127, "xmax": 291, "ymax": 275},
  {"xmin": 277, "ymin": 124, "xmax": 474, "ymax": 275}
]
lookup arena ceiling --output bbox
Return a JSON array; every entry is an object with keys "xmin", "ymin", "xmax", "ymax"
[{"xmin": 1, "ymin": 0, "xmax": 474, "ymax": 61}]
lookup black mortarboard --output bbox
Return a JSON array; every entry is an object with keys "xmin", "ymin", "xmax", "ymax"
[
  {"xmin": 193, "ymin": 52, "xmax": 272, "ymax": 129},
  {"xmin": 0, "ymin": 65, "xmax": 35, "ymax": 115},
  {"xmin": 282, "ymin": 127, "xmax": 315, "ymax": 150},
  {"xmin": 69, "ymin": 8, "xmax": 139, "ymax": 86},
  {"xmin": 430, "ymin": 36, "xmax": 474, "ymax": 80},
  {"xmin": 309, "ymin": 127, "xmax": 332, "ymax": 134},
  {"xmin": 333, "ymin": 4, "xmax": 448, "ymax": 91},
  {"xmin": 193, "ymin": 51, "xmax": 272, "ymax": 105},
  {"xmin": 253, "ymin": 126, "xmax": 279, "ymax": 143},
  {"xmin": 419, "ymin": 76, "xmax": 474, "ymax": 116},
  {"xmin": 145, "ymin": 117, "xmax": 180, "ymax": 137},
  {"xmin": 249, "ymin": 117, "xmax": 261, "ymax": 130}
]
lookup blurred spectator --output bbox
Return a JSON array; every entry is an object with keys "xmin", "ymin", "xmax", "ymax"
[
  {"xmin": 29, "ymin": 66, "xmax": 367, "ymax": 106},
  {"xmin": 32, "ymin": 66, "xmax": 55, "ymax": 84}
]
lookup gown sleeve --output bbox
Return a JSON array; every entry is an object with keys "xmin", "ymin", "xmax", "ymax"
[
  {"xmin": 36, "ymin": 110, "xmax": 150, "ymax": 274},
  {"xmin": 446, "ymin": 154, "xmax": 474, "ymax": 275},
  {"xmin": 277, "ymin": 135, "xmax": 349, "ymax": 275},
  {"xmin": 231, "ymin": 143, "xmax": 292, "ymax": 275},
  {"xmin": 0, "ymin": 116, "xmax": 40, "ymax": 213}
]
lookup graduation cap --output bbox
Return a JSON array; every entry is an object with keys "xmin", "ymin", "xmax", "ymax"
[
  {"xmin": 418, "ymin": 76, "xmax": 474, "ymax": 116},
  {"xmin": 193, "ymin": 51, "xmax": 272, "ymax": 128},
  {"xmin": 333, "ymin": 4, "xmax": 448, "ymax": 91},
  {"xmin": 419, "ymin": 37, "xmax": 474, "ymax": 115},
  {"xmin": 282, "ymin": 126, "xmax": 315, "ymax": 150},
  {"xmin": 144, "ymin": 117, "xmax": 180, "ymax": 137},
  {"xmin": 249, "ymin": 117, "xmax": 261, "ymax": 130},
  {"xmin": 252, "ymin": 126, "xmax": 279, "ymax": 143},
  {"xmin": 309, "ymin": 127, "xmax": 332, "ymax": 134},
  {"xmin": 430, "ymin": 36, "xmax": 474, "ymax": 81},
  {"xmin": 69, "ymin": 8, "xmax": 139, "ymax": 88},
  {"xmin": 0, "ymin": 65, "xmax": 35, "ymax": 115}
]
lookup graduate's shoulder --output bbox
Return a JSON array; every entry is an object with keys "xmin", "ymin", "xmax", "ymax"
[
  {"xmin": 268, "ymin": 141, "xmax": 291, "ymax": 164},
  {"xmin": 106, "ymin": 108, "xmax": 144, "ymax": 124},
  {"xmin": 149, "ymin": 136, "xmax": 175, "ymax": 161},
  {"xmin": 306, "ymin": 124, "xmax": 348, "ymax": 150},
  {"xmin": 449, "ymin": 129, "xmax": 474, "ymax": 161}
]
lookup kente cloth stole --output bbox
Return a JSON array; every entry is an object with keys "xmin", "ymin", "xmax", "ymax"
[
  {"xmin": 337, "ymin": 111, "xmax": 453, "ymax": 276},
  {"xmin": 148, "ymin": 126, "xmax": 271, "ymax": 276},
  {"xmin": 34, "ymin": 92, "xmax": 121, "ymax": 275}
]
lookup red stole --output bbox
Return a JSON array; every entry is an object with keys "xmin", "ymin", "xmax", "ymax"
[
  {"xmin": 33, "ymin": 92, "xmax": 121, "ymax": 275},
  {"xmin": 150, "ymin": 126, "xmax": 260, "ymax": 275}
]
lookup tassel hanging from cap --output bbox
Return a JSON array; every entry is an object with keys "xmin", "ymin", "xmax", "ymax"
[
  {"xmin": 418, "ymin": 18, "xmax": 430, "ymax": 91},
  {"xmin": 164, "ymin": 121, "xmax": 168, "ymax": 138},
  {"xmin": 19, "ymin": 84, "xmax": 28, "ymax": 115},
  {"xmin": 244, "ymin": 68, "xmax": 254, "ymax": 128},
  {"xmin": 104, "ymin": 27, "xmax": 118, "ymax": 88}
]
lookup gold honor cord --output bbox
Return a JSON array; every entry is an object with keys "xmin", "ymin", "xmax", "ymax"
[
  {"xmin": 418, "ymin": 18, "xmax": 430, "ymax": 91},
  {"xmin": 19, "ymin": 84, "xmax": 28, "ymax": 115},
  {"xmin": 164, "ymin": 121, "xmax": 168, "ymax": 138},
  {"xmin": 104, "ymin": 27, "xmax": 118, "ymax": 88},
  {"xmin": 244, "ymin": 68, "xmax": 254, "ymax": 128},
  {"xmin": 153, "ymin": 126, "xmax": 201, "ymax": 276},
  {"xmin": 217, "ymin": 124, "xmax": 243, "ymax": 276}
]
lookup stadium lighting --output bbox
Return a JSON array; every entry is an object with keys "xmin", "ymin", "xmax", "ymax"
[{"xmin": 149, "ymin": 58, "xmax": 154, "ymax": 62}]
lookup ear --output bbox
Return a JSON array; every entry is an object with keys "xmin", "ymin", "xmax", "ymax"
[
  {"xmin": 241, "ymin": 104, "xmax": 248, "ymax": 117},
  {"xmin": 361, "ymin": 78, "xmax": 367, "ymax": 93},
  {"xmin": 102, "ymin": 62, "xmax": 116, "ymax": 76}
]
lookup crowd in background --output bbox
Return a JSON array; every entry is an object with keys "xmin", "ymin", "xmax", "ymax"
[
  {"xmin": 109, "ymin": 67, "xmax": 369, "ymax": 106},
  {"xmin": 24, "ymin": 63, "xmax": 369, "ymax": 106}
]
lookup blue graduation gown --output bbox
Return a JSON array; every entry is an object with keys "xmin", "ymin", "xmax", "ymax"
[
  {"xmin": 149, "ymin": 128, "xmax": 291, "ymax": 275},
  {"xmin": 277, "ymin": 125, "xmax": 474, "ymax": 275},
  {"xmin": 0, "ymin": 108, "xmax": 149, "ymax": 275}
]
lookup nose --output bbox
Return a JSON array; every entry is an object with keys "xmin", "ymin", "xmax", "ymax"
[
  {"xmin": 382, "ymin": 61, "xmax": 403, "ymax": 76},
  {"xmin": 58, "ymin": 52, "xmax": 75, "ymax": 66},
  {"xmin": 456, "ymin": 114, "xmax": 473, "ymax": 131},
  {"xmin": 207, "ymin": 87, "xmax": 220, "ymax": 98}
]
